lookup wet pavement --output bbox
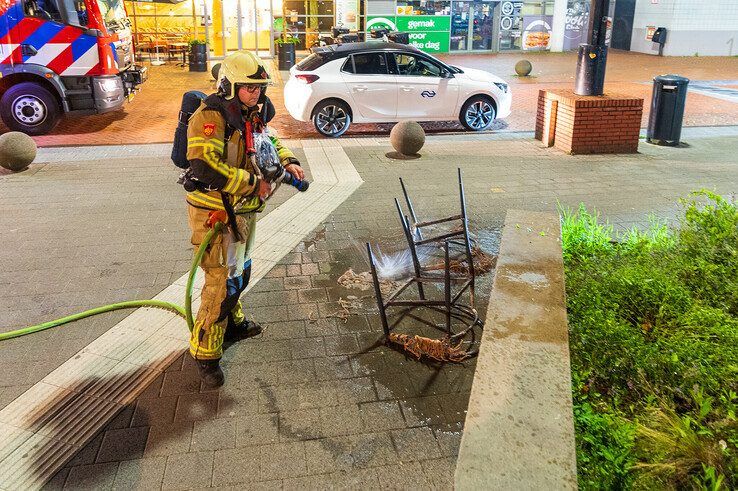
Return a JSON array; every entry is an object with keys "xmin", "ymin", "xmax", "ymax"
[{"xmin": 0, "ymin": 128, "xmax": 731, "ymax": 488}]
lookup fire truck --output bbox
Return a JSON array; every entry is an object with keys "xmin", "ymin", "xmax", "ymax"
[{"xmin": 0, "ymin": 0, "xmax": 146, "ymax": 135}]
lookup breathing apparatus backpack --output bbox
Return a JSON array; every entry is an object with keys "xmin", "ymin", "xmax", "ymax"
[
  {"xmin": 171, "ymin": 91, "xmax": 277, "ymax": 170},
  {"xmin": 171, "ymin": 90, "xmax": 207, "ymax": 169}
]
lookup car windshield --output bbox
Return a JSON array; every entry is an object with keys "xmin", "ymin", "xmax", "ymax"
[
  {"xmin": 96, "ymin": 0, "xmax": 130, "ymax": 31},
  {"xmin": 420, "ymin": 51, "xmax": 458, "ymax": 74}
]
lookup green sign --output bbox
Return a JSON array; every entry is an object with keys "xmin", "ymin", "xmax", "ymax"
[
  {"xmin": 366, "ymin": 15, "xmax": 450, "ymax": 53},
  {"xmin": 396, "ymin": 15, "xmax": 451, "ymax": 32},
  {"xmin": 405, "ymin": 31, "xmax": 449, "ymax": 53}
]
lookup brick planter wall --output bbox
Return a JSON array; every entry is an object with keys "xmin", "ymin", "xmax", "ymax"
[{"xmin": 535, "ymin": 89, "xmax": 644, "ymax": 154}]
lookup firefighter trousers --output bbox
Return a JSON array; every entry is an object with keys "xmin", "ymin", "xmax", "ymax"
[{"xmin": 187, "ymin": 205, "xmax": 256, "ymax": 360}]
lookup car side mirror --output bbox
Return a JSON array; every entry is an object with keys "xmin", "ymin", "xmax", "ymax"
[{"xmin": 441, "ymin": 69, "xmax": 453, "ymax": 79}]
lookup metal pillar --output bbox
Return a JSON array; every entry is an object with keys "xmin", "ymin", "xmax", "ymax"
[{"xmin": 574, "ymin": 0, "xmax": 611, "ymax": 96}]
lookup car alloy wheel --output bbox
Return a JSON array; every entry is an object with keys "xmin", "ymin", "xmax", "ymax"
[
  {"xmin": 315, "ymin": 104, "xmax": 349, "ymax": 136},
  {"xmin": 464, "ymin": 100, "xmax": 494, "ymax": 131},
  {"xmin": 12, "ymin": 94, "xmax": 48, "ymax": 127}
]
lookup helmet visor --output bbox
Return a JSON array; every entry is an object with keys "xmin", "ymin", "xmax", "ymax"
[{"xmin": 238, "ymin": 83, "xmax": 262, "ymax": 93}]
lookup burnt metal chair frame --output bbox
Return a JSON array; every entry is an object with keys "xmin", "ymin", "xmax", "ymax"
[{"xmin": 366, "ymin": 168, "xmax": 482, "ymax": 343}]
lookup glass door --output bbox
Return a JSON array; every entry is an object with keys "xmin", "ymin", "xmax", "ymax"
[
  {"xmin": 451, "ymin": 1, "xmax": 497, "ymax": 52},
  {"xmin": 236, "ymin": 0, "xmax": 274, "ymax": 56},
  {"xmin": 450, "ymin": 1, "xmax": 471, "ymax": 51},
  {"xmin": 471, "ymin": 1, "xmax": 496, "ymax": 50}
]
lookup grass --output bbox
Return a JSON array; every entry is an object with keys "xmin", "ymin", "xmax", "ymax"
[{"xmin": 561, "ymin": 191, "xmax": 738, "ymax": 489}]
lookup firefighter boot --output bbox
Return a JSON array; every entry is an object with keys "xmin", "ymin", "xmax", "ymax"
[
  {"xmin": 224, "ymin": 301, "xmax": 262, "ymax": 342},
  {"xmin": 196, "ymin": 358, "xmax": 225, "ymax": 388}
]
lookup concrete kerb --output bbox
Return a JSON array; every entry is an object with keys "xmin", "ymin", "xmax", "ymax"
[{"xmin": 454, "ymin": 210, "xmax": 577, "ymax": 489}]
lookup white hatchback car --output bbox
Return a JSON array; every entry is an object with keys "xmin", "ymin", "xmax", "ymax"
[{"xmin": 283, "ymin": 42, "xmax": 512, "ymax": 138}]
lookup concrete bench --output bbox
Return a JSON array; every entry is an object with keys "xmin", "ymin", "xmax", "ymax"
[{"xmin": 455, "ymin": 210, "xmax": 577, "ymax": 489}]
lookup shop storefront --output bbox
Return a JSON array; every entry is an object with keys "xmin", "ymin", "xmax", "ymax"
[
  {"xmin": 124, "ymin": 0, "xmax": 276, "ymax": 61},
  {"xmin": 123, "ymin": 0, "xmax": 572, "ymax": 63},
  {"xmin": 367, "ymin": 1, "xmax": 559, "ymax": 54},
  {"xmin": 124, "ymin": 0, "xmax": 368, "ymax": 61}
]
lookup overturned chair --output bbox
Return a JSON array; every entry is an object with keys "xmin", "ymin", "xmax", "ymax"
[{"xmin": 366, "ymin": 168, "xmax": 484, "ymax": 362}]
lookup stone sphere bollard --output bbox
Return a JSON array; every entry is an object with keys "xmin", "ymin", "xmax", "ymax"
[
  {"xmin": 390, "ymin": 121, "xmax": 425, "ymax": 156},
  {"xmin": 515, "ymin": 59, "xmax": 532, "ymax": 77},
  {"xmin": 0, "ymin": 131, "xmax": 37, "ymax": 172},
  {"xmin": 211, "ymin": 62, "xmax": 221, "ymax": 81}
]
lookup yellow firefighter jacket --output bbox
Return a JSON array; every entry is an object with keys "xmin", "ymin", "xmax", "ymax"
[{"xmin": 185, "ymin": 96, "xmax": 296, "ymax": 213}]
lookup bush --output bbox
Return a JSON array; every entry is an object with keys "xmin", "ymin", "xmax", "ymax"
[{"xmin": 562, "ymin": 192, "xmax": 738, "ymax": 489}]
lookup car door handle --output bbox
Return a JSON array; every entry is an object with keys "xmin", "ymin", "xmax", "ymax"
[
  {"xmin": 400, "ymin": 86, "xmax": 413, "ymax": 92},
  {"xmin": 353, "ymin": 85, "xmax": 368, "ymax": 92}
]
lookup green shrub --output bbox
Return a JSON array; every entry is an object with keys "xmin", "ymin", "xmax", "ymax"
[
  {"xmin": 562, "ymin": 192, "xmax": 738, "ymax": 489},
  {"xmin": 678, "ymin": 191, "xmax": 738, "ymax": 316}
]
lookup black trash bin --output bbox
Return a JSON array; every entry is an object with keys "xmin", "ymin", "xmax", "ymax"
[
  {"xmin": 647, "ymin": 74, "xmax": 689, "ymax": 146},
  {"xmin": 188, "ymin": 43, "xmax": 207, "ymax": 72},
  {"xmin": 276, "ymin": 43, "xmax": 296, "ymax": 70}
]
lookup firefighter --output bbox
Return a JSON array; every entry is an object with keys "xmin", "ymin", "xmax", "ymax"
[{"xmin": 184, "ymin": 50, "xmax": 304, "ymax": 387}]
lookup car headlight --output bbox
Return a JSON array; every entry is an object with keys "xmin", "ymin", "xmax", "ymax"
[{"xmin": 494, "ymin": 82, "xmax": 508, "ymax": 93}]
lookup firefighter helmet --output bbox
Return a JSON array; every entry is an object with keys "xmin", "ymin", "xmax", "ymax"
[{"xmin": 217, "ymin": 50, "xmax": 272, "ymax": 100}]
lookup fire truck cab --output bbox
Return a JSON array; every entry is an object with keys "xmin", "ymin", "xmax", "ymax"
[{"xmin": 0, "ymin": 0, "xmax": 147, "ymax": 135}]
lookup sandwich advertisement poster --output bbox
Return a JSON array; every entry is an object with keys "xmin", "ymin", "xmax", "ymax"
[
  {"xmin": 336, "ymin": 0, "xmax": 360, "ymax": 31},
  {"xmin": 522, "ymin": 15, "xmax": 553, "ymax": 51}
]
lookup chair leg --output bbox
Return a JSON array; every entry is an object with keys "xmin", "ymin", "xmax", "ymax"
[
  {"xmin": 395, "ymin": 198, "xmax": 425, "ymax": 300},
  {"xmin": 444, "ymin": 241, "xmax": 452, "ymax": 334},
  {"xmin": 367, "ymin": 243, "xmax": 389, "ymax": 335},
  {"xmin": 399, "ymin": 177, "xmax": 422, "ymax": 241},
  {"xmin": 458, "ymin": 168, "xmax": 476, "ymax": 308}
]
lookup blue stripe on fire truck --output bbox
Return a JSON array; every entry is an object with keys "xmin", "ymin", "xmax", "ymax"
[
  {"xmin": 70, "ymin": 33, "xmax": 96, "ymax": 61},
  {"xmin": 0, "ymin": 2, "xmax": 24, "ymax": 40},
  {"xmin": 22, "ymin": 22, "xmax": 64, "ymax": 61}
]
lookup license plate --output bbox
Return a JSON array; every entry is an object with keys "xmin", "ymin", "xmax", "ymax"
[{"xmin": 127, "ymin": 91, "xmax": 135, "ymax": 103}]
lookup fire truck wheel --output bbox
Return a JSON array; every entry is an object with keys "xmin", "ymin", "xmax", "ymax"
[{"xmin": 1, "ymin": 82, "xmax": 61, "ymax": 136}]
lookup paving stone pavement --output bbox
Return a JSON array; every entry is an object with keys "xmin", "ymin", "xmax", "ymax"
[
  {"xmin": 0, "ymin": 147, "xmax": 306, "ymax": 411},
  {"xmin": 1, "ymin": 129, "xmax": 737, "ymax": 489}
]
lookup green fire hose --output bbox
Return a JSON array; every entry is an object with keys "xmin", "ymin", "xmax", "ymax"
[{"xmin": 0, "ymin": 223, "xmax": 223, "ymax": 342}]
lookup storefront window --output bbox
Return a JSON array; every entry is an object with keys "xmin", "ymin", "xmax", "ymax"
[
  {"xmin": 564, "ymin": 0, "xmax": 589, "ymax": 50},
  {"xmin": 126, "ymin": 0, "xmax": 200, "ymax": 62},
  {"xmin": 283, "ymin": 0, "xmax": 333, "ymax": 16},
  {"xmin": 276, "ymin": 0, "xmax": 336, "ymax": 50},
  {"xmin": 123, "ymin": 0, "xmax": 371, "ymax": 59},
  {"xmin": 497, "ymin": 0, "xmax": 554, "ymax": 51},
  {"xmin": 498, "ymin": 1, "xmax": 522, "ymax": 50},
  {"xmin": 396, "ymin": 1, "xmax": 451, "ymax": 16},
  {"xmin": 450, "ymin": 1, "xmax": 470, "ymax": 50},
  {"xmin": 521, "ymin": 1, "xmax": 543, "ymax": 16}
]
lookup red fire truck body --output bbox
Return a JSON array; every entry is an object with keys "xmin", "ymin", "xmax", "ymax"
[{"xmin": 0, "ymin": 0, "xmax": 146, "ymax": 134}]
